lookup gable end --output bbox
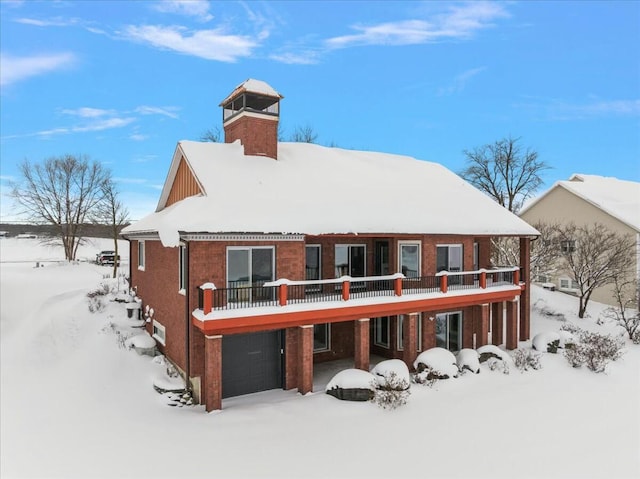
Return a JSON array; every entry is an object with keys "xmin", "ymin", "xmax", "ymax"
[{"xmin": 166, "ymin": 156, "xmax": 203, "ymax": 208}]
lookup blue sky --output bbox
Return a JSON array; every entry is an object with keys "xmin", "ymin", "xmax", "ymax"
[{"xmin": 1, "ymin": 0, "xmax": 638, "ymax": 221}]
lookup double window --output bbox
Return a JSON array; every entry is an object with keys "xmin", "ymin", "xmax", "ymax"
[
  {"xmin": 227, "ymin": 247, "xmax": 275, "ymax": 302},
  {"xmin": 334, "ymin": 245, "xmax": 366, "ymax": 278},
  {"xmin": 560, "ymin": 240, "xmax": 576, "ymax": 254},
  {"xmin": 437, "ymin": 244, "xmax": 463, "ymax": 285}
]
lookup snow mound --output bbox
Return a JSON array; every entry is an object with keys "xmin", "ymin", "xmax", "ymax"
[
  {"xmin": 558, "ymin": 330, "xmax": 574, "ymax": 347},
  {"xmin": 414, "ymin": 348, "xmax": 459, "ymax": 378},
  {"xmin": 326, "ymin": 369, "xmax": 377, "ymax": 391},
  {"xmin": 370, "ymin": 359, "xmax": 411, "ymax": 386},
  {"xmin": 456, "ymin": 348, "xmax": 480, "ymax": 374},
  {"xmin": 153, "ymin": 375, "xmax": 186, "ymax": 393},
  {"xmin": 125, "ymin": 333, "xmax": 156, "ymax": 349},
  {"xmin": 532, "ymin": 332, "xmax": 561, "ymax": 352},
  {"xmin": 477, "ymin": 345, "xmax": 513, "ymax": 363}
]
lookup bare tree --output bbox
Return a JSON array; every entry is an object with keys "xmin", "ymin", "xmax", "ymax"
[
  {"xmin": 290, "ymin": 124, "xmax": 318, "ymax": 143},
  {"xmin": 200, "ymin": 126, "xmax": 221, "ymax": 142},
  {"xmin": 602, "ymin": 276, "xmax": 639, "ymax": 343},
  {"xmin": 553, "ymin": 223, "xmax": 635, "ymax": 318},
  {"xmin": 11, "ymin": 155, "xmax": 110, "ymax": 261},
  {"xmin": 94, "ymin": 179, "xmax": 130, "ymax": 278},
  {"xmin": 529, "ymin": 222, "xmax": 563, "ymax": 280},
  {"xmin": 460, "ymin": 136, "xmax": 549, "ymax": 213}
]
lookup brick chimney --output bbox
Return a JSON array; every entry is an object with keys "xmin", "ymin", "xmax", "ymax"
[{"xmin": 220, "ymin": 79, "xmax": 283, "ymax": 160}]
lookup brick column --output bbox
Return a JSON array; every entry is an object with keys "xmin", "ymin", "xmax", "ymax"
[
  {"xmin": 491, "ymin": 302, "xmax": 504, "ymax": 346},
  {"xmin": 422, "ymin": 313, "xmax": 436, "ymax": 350},
  {"xmin": 519, "ymin": 237, "xmax": 531, "ymax": 341},
  {"xmin": 204, "ymin": 334, "xmax": 222, "ymax": 412},
  {"xmin": 284, "ymin": 328, "xmax": 298, "ymax": 390},
  {"xmin": 506, "ymin": 300, "xmax": 519, "ymax": 350},
  {"xmin": 402, "ymin": 313, "xmax": 418, "ymax": 369},
  {"xmin": 474, "ymin": 304, "xmax": 490, "ymax": 347},
  {"xmin": 354, "ymin": 318, "xmax": 370, "ymax": 371},
  {"xmin": 297, "ymin": 325, "xmax": 314, "ymax": 395},
  {"xmin": 462, "ymin": 308, "xmax": 474, "ymax": 349}
]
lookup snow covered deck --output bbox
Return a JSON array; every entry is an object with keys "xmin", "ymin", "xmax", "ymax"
[{"xmin": 193, "ymin": 268, "xmax": 524, "ymax": 334}]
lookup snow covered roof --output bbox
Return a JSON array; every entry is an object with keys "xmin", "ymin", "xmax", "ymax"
[
  {"xmin": 122, "ymin": 140, "xmax": 540, "ymax": 241},
  {"xmin": 520, "ymin": 174, "xmax": 640, "ymax": 232},
  {"xmin": 219, "ymin": 78, "xmax": 282, "ymax": 105}
]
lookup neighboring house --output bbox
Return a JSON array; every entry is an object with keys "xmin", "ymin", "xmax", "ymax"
[
  {"xmin": 122, "ymin": 79, "xmax": 539, "ymax": 412},
  {"xmin": 519, "ymin": 174, "xmax": 640, "ymax": 306}
]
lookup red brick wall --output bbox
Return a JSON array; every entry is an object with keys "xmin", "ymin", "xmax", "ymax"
[{"xmin": 224, "ymin": 115, "xmax": 279, "ymax": 159}]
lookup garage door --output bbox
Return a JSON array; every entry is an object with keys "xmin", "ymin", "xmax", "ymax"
[{"xmin": 222, "ymin": 330, "xmax": 283, "ymax": 399}]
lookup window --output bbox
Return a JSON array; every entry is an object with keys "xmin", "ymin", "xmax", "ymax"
[
  {"xmin": 374, "ymin": 317, "xmax": 390, "ymax": 348},
  {"xmin": 437, "ymin": 244, "xmax": 463, "ymax": 285},
  {"xmin": 137, "ymin": 241, "xmax": 145, "ymax": 270},
  {"xmin": 313, "ymin": 324, "xmax": 330, "ymax": 352},
  {"xmin": 334, "ymin": 245, "xmax": 366, "ymax": 278},
  {"xmin": 560, "ymin": 240, "xmax": 575, "ymax": 253},
  {"xmin": 435, "ymin": 312, "xmax": 462, "ymax": 352},
  {"xmin": 398, "ymin": 242, "xmax": 421, "ymax": 278},
  {"xmin": 305, "ymin": 245, "xmax": 321, "ymax": 292},
  {"xmin": 152, "ymin": 320, "xmax": 166, "ymax": 345},
  {"xmin": 473, "ymin": 242, "xmax": 479, "ymax": 271},
  {"xmin": 397, "ymin": 314, "xmax": 422, "ymax": 351},
  {"xmin": 559, "ymin": 277, "xmax": 579, "ymax": 290},
  {"xmin": 227, "ymin": 247, "xmax": 275, "ymax": 302},
  {"xmin": 178, "ymin": 245, "xmax": 186, "ymax": 293}
]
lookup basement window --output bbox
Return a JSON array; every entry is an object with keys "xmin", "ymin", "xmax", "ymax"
[{"xmin": 152, "ymin": 320, "xmax": 166, "ymax": 345}]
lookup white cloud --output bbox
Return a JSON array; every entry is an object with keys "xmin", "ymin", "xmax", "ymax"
[
  {"xmin": 153, "ymin": 0, "xmax": 213, "ymax": 22},
  {"xmin": 438, "ymin": 67, "xmax": 486, "ymax": 96},
  {"xmin": 268, "ymin": 50, "xmax": 320, "ymax": 65},
  {"xmin": 36, "ymin": 117, "xmax": 135, "ymax": 137},
  {"xmin": 15, "ymin": 17, "xmax": 80, "ymax": 27},
  {"xmin": 326, "ymin": 1, "xmax": 508, "ymax": 48},
  {"xmin": 122, "ymin": 24, "xmax": 258, "ymax": 62},
  {"xmin": 0, "ymin": 52, "xmax": 76, "ymax": 87},
  {"xmin": 129, "ymin": 133, "xmax": 149, "ymax": 141},
  {"xmin": 61, "ymin": 107, "xmax": 115, "ymax": 118},
  {"xmin": 516, "ymin": 98, "xmax": 640, "ymax": 121},
  {"xmin": 135, "ymin": 105, "xmax": 180, "ymax": 119}
]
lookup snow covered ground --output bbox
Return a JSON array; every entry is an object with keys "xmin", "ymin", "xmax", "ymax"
[{"xmin": 1, "ymin": 238, "xmax": 638, "ymax": 479}]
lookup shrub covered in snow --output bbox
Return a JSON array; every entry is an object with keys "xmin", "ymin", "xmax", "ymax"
[
  {"xmin": 413, "ymin": 348, "xmax": 458, "ymax": 382},
  {"xmin": 477, "ymin": 345, "xmax": 511, "ymax": 374},
  {"xmin": 369, "ymin": 360, "xmax": 410, "ymax": 409},
  {"xmin": 563, "ymin": 327, "xmax": 625, "ymax": 373},
  {"xmin": 511, "ymin": 348, "xmax": 542, "ymax": 371},
  {"xmin": 532, "ymin": 332, "xmax": 561, "ymax": 353},
  {"xmin": 371, "ymin": 359, "xmax": 410, "ymax": 387},
  {"xmin": 456, "ymin": 348, "xmax": 480, "ymax": 374},
  {"xmin": 325, "ymin": 369, "xmax": 377, "ymax": 401}
]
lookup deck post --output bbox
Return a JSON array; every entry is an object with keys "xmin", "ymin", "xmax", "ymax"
[
  {"xmin": 422, "ymin": 313, "xmax": 436, "ymax": 350},
  {"xmin": 342, "ymin": 280, "xmax": 350, "ymax": 301},
  {"xmin": 297, "ymin": 325, "xmax": 314, "ymax": 395},
  {"xmin": 440, "ymin": 274, "xmax": 448, "ymax": 294},
  {"xmin": 402, "ymin": 313, "xmax": 419, "ymax": 369},
  {"xmin": 204, "ymin": 334, "xmax": 222, "ymax": 412},
  {"xmin": 491, "ymin": 301, "xmax": 504, "ymax": 345},
  {"xmin": 279, "ymin": 283, "xmax": 288, "ymax": 307},
  {"xmin": 506, "ymin": 299, "xmax": 519, "ymax": 350},
  {"xmin": 480, "ymin": 270, "xmax": 487, "ymax": 289},
  {"xmin": 354, "ymin": 318, "xmax": 370, "ymax": 371},
  {"xmin": 474, "ymin": 304, "xmax": 490, "ymax": 347}
]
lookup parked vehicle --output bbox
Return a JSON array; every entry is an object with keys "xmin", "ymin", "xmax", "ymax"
[{"xmin": 96, "ymin": 250, "xmax": 120, "ymax": 266}]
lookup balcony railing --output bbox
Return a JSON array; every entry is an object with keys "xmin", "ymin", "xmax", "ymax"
[{"xmin": 198, "ymin": 267, "xmax": 521, "ymax": 314}]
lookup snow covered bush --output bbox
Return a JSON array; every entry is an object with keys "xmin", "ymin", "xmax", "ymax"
[
  {"xmin": 325, "ymin": 369, "xmax": 377, "ymax": 402},
  {"xmin": 511, "ymin": 348, "xmax": 542, "ymax": 371},
  {"xmin": 86, "ymin": 282, "xmax": 111, "ymax": 312},
  {"xmin": 563, "ymin": 327, "xmax": 625, "ymax": 373},
  {"xmin": 413, "ymin": 348, "xmax": 459, "ymax": 383},
  {"xmin": 477, "ymin": 345, "xmax": 511, "ymax": 374},
  {"xmin": 532, "ymin": 332, "xmax": 561, "ymax": 353},
  {"xmin": 372, "ymin": 371, "xmax": 411, "ymax": 410},
  {"xmin": 370, "ymin": 360, "xmax": 410, "ymax": 409},
  {"xmin": 456, "ymin": 348, "xmax": 480, "ymax": 374}
]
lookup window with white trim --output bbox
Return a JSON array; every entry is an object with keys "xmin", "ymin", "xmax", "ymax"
[
  {"xmin": 137, "ymin": 241, "xmax": 145, "ymax": 270},
  {"xmin": 397, "ymin": 314, "xmax": 422, "ymax": 351},
  {"xmin": 374, "ymin": 317, "xmax": 390, "ymax": 348},
  {"xmin": 313, "ymin": 323, "xmax": 330, "ymax": 352},
  {"xmin": 178, "ymin": 245, "xmax": 186, "ymax": 293},
  {"xmin": 560, "ymin": 240, "xmax": 575, "ymax": 254},
  {"xmin": 398, "ymin": 241, "xmax": 421, "ymax": 278},
  {"xmin": 559, "ymin": 277, "xmax": 579, "ymax": 290},
  {"xmin": 152, "ymin": 319, "xmax": 166, "ymax": 345}
]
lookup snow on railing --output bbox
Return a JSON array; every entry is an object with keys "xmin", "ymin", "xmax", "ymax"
[{"xmin": 198, "ymin": 267, "xmax": 521, "ymax": 314}]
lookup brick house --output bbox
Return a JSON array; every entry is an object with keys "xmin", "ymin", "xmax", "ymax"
[{"xmin": 122, "ymin": 79, "xmax": 539, "ymax": 412}]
